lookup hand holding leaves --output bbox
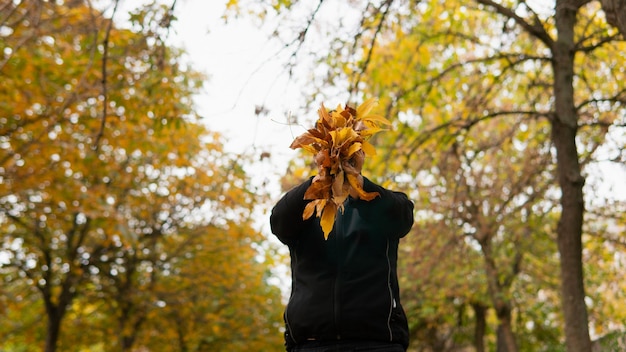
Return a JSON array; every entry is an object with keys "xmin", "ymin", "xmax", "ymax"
[{"xmin": 289, "ymin": 98, "xmax": 391, "ymax": 239}]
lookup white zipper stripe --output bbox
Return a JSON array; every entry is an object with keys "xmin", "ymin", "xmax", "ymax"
[{"xmin": 385, "ymin": 238, "xmax": 394, "ymax": 341}]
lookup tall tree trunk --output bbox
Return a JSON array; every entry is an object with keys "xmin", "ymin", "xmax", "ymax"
[
  {"xmin": 600, "ymin": 0, "xmax": 626, "ymax": 36},
  {"xmin": 496, "ymin": 316, "xmax": 517, "ymax": 352},
  {"xmin": 42, "ymin": 271, "xmax": 76, "ymax": 352},
  {"xmin": 472, "ymin": 302, "xmax": 487, "ymax": 352},
  {"xmin": 552, "ymin": 1, "xmax": 592, "ymax": 351},
  {"xmin": 43, "ymin": 289, "xmax": 73, "ymax": 352},
  {"xmin": 44, "ymin": 307, "xmax": 62, "ymax": 352},
  {"xmin": 120, "ymin": 315, "xmax": 145, "ymax": 352}
]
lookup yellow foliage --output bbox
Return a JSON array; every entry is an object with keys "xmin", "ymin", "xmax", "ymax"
[
  {"xmin": 0, "ymin": 2, "xmax": 283, "ymax": 351},
  {"xmin": 289, "ymin": 98, "xmax": 390, "ymax": 239}
]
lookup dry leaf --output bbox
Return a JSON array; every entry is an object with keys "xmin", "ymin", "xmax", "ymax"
[{"xmin": 290, "ymin": 98, "xmax": 390, "ymax": 239}]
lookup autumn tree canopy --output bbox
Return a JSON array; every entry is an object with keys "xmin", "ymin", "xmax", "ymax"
[{"xmin": 0, "ymin": 1, "xmax": 284, "ymax": 351}]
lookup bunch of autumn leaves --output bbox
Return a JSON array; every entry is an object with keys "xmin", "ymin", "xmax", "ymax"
[{"xmin": 289, "ymin": 98, "xmax": 391, "ymax": 239}]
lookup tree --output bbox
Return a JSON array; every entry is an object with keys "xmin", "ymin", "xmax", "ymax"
[
  {"xmin": 393, "ymin": 110, "xmax": 561, "ymax": 351},
  {"xmin": 600, "ymin": 0, "xmax": 626, "ymax": 35},
  {"xmin": 229, "ymin": 0, "xmax": 626, "ymax": 351},
  {"xmin": 0, "ymin": 1, "xmax": 284, "ymax": 351}
]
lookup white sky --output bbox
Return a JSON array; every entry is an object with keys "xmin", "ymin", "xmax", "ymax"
[
  {"xmin": 159, "ymin": 1, "xmax": 302, "ymax": 291},
  {"xmin": 168, "ymin": 1, "xmax": 306, "ymax": 168}
]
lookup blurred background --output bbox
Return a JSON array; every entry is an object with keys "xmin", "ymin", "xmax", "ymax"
[{"xmin": 1, "ymin": 1, "xmax": 625, "ymax": 351}]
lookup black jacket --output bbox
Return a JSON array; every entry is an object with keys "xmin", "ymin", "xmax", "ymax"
[{"xmin": 270, "ymin": 177, "xmax": 414, "ymax": 350}]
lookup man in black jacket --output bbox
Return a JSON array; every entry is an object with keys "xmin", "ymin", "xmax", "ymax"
[{"xmin": 270, "ymin": 152, "xmax": 414, "ymax": 352}]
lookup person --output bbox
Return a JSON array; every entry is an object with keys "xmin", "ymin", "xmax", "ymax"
[{"xmin": 270, "ymin": 150, "xmax": 414, "ymax": 352}]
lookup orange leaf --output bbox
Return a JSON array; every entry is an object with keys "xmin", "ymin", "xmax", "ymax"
[
  {"xmin": 304, "ymin": 180, "xmax": 331, "ymax": 200},
  {"xmin": 308, "ymin": 128, "xmax": 325, "ymax": 139},
  {"xmin": 332, "ymin": 170, "xmax": 344, "ymax": 196},
  {"xmin": 316, "ymin": 149, "xmax": 332, "ymax": 168},
  {"xmin": 289, "ymin": 133, "xmax": 323, "ymax": 150},
  {"xmin": 303, "ymin": 201, "xmax": 316, "ymax": 220},
  {"xmin": 314, "ymin": 199, "xmax": 327, "ymax": 217},
  {"xmin": 346, "ymin": 173, "xmax": 379, "ymax": 201},
  {"xmin": 331, "ymin": 170, "xmax": 350, "ymax": 205}
]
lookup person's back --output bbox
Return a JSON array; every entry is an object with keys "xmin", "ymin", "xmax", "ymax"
[{"xmin": 270, "ymin": 176, "xmax": 414, "ymax": 352}]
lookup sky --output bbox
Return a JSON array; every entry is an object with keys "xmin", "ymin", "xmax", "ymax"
[
  {"xmin": 167, "ymin": 1, "xmax": 304, "ymax": 173},
  {"xmin": 148, "ymin": 1, "xmax": 303, "ymax": 290}
]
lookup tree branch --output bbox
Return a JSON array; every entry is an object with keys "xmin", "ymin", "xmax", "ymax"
[
  {"xmin": 348, "ymin": 0, "xmax": 394, "ymax": 99},
  {"xmin": 475, "ymin": 0, "xmax": 554, "ymax": 48},
  {"xmin": 93, "ymin": 0, "xmax": 120, "ymax": 152}
]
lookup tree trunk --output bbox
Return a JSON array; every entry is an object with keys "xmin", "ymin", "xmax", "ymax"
[
  {"xmin": 44, "ymin": 297, "xmax": 73, "ymax": 352},
  {"xmin": 496, "ymin": 318, "xmax": 517, "ymax": 352},
  {"xmin": 472, "ymin": 303, "xmax": 487, "ymax": 352},
  {"xmin": 44, "ymin": 308, "xmax": 62, "ymax": 352},
  {"xmin": 552, "ymin": 1, "xmax": 592, "ymax": 352},
  {"xmin": 42, "ymin": 275, "xmax": 75, "ymax": 352},
  {"xmin": 600, "ymin": 0, "xmax": 626, "ymax": 36}
]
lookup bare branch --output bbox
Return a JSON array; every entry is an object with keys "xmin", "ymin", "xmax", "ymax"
[
  {"xmin": 93, "ymin": 0, "xmax": 120, "ymax": 152},
  {"xmin": 475, "ymin": 0, "xmax": 554, "ymax": 47},
  {"xmin": 348, "ymin": 0, "xmax": 394, "ymax": 99},
  {"xmin": 576, "ymin": 32, "xmax": 623, "ymax": 52}
]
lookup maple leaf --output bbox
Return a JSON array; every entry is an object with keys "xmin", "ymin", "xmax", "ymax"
[{"xmin": 290, "ymin": 98, "xmax": 390, "ymax": 239}]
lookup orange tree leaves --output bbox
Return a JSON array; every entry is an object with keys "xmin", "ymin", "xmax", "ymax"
[{"xmin": 290, "ymin": 98, "xmax": 389, "ymax": 239}]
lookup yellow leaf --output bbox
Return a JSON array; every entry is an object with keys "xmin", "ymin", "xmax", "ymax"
[
  {"xmin": 357, "ymin": 189, "xmax": 380, "ymax": 201},
  {"xmin": 345, "ymin": 142, "xmax": 362, "ymax": 157},
  {"xmin": 302, "ymin": 144, "xmax": 319, "ymax": 154},
  {"xmin": 358, "ymin": 126, "xmax": 384, "ymax": 138},
  {"xmin": 362, "ymin": 114, "xmax": 391, "ymax": 126},
  {"xmin": 329, "ymin": 130, "xmax": 338, "ymax": 147},
  {"xmin": 335, "ymin": 127, "xmax": 359, "ymax": 148},
  {"xmin": 346, "ymin": 172, "xmax": 361, "ymax": 190},
  {"xmin": 334, "ymin": 113, "xmax": 347, "ymax": 127},
  {"xmin": 320, "ymin": 202, "xmax": 338, "ymax": 239},
  {"xmin": 356, "ymin": 97, "xmax": 378, "ymax": 118},
  {"xmin": 361, "ymin": 140, "xmax": 377, "ymax": 156},
  {"xmin": 304, "ymin": 179, "xmax": 331, "ymax": 200}
]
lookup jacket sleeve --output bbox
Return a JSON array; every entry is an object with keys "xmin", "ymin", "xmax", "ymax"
[
  {"xmin": 357, "ymin": 177, "xmax": 414, "ymax": 238},
  {"xmin": 269, "ymin": 177, "xmax": 314, "ymax": 244}
]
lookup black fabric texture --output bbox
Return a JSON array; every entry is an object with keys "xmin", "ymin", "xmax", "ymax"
[{"xmin": 270, "ymin": 177, "xmax": 414, "ymax": 351}]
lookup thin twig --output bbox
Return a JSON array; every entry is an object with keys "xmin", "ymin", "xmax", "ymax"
[{"xmin": 93, "ymin": 0, "xmax": 120, "ymax": 152}]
